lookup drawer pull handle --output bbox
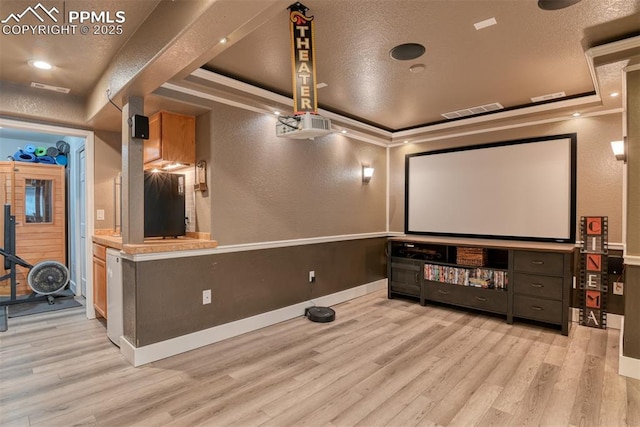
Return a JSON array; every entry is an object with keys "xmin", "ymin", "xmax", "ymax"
[
  {"xmin": 476, "ymin": 297, "xmax": 488, "ymax": 302},
  {"xmin": 438, "ymin": 290, "xmax": 450, "ymax": 295},
  {"xmin": 531, "ymin": 306, "xmax": 544, "ymax": 311},
  {"xmin": 531, "ymin": 260, "xmax": 545, "ymax": 265},
  {"xmin": 531, "ymin": 283, "xmax": 544, "ymax": 288}
]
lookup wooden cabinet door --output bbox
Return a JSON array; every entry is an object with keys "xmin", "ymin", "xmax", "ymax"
[
  {"xmin": 161, "ymin": 112, "xmax": 195, "ymax": 165},
  {"xmin": 93, "ymin": 256, "xmax": 107, "ymax": 318},
  {"xmin": 11, "ymin": 163, "xmax": 66, "ymax": 296},
  {"xmin": 143, "ymin": 113, "xmax": 162, "ymax": 164},
  {"xmin": 143, "ymin": 111, "xmax": 195, "ymax": 168}
]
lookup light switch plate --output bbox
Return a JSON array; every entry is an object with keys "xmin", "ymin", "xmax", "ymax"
[
  {"xmin": 96, "ymin": 209, "xmax": 105, "ymax": 220},
  {"xmin": 202, "ymin": 289, "xmax": 212, "ymax": 304}
]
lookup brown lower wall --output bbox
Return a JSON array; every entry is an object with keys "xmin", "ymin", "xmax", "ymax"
[
  {"xmin": 624, "ymin": 264, "xmax": 640, "ymax": 359},
  {"xmin": 123, "ymin": 237, "xmax": 387, "ymax": 347}
]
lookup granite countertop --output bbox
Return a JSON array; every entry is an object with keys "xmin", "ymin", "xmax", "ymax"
[{"xmin": 92, "ymin": 233, "xmax": 218, "ymax": 255}]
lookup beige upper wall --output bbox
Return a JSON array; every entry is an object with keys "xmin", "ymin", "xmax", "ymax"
[
  {"xmin": 627, "ymin": 70, "xmax": 640, "ymax": 254},
  {"xmin": 196, "ymin": 104, "xmax": 387, "ymax": 245},
  {"xmin": 389, "ymin": 113, "xmax": 625, "ymax": 243},
  {"xmin": 97, "ymin": 108, "xmax": 624, "ymax": 244},
  {"xmin": 94, "ymin": 131, "xmax": 122, "ymax": 231}
]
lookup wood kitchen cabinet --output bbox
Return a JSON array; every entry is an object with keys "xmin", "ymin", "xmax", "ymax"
[
  {"xmin": 143, "ymin": 111, "xmax": 195, "ymax": 169},
  {"xmin": 93, "ymin": 243, "xmax": 107, "ymax": 319}
]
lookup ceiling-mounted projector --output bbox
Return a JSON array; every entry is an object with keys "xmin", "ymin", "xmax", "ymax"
[{"xmin": 276, "ymin": 112, "xmax": 331, "ymax": 139}]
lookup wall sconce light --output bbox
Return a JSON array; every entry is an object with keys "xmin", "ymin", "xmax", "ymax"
[
  {"xmin": 610, "ymin": 139, "xmax": 626, "ymax": 162},
  {"xmin": 362, "ymin": 165, "xmax": 374, "ymax": 183},
  {"xmin": 194, "ymin": 160, "xmax": 208, "ymax": 192}
]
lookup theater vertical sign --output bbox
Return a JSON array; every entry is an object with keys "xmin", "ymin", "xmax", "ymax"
[
  {"xmin": 580, "ymin": 216, "xmax": 608, "ymax": 328},
  {"xmin": 289, "ymin": 2, "xmax": 318, "ymax": 115}
]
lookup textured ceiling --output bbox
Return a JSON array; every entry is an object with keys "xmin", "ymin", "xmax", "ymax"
[
  {"xmin": 0, "ymin": 0, "xmax": 159, "ymax": 96},
  {"xmin": 0, "ymin": 0, "xmax": 638, "ymax": 134},
  {"xmin": 204, "ymin": 0, "xmax": 640, "ymax": 130}
]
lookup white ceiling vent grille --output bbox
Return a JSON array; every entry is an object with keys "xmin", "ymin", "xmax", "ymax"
[
  {"xmin": 30, "ymin": 82, "xmax": 70, "ymax": 94},
  {"xmin": 442, "ymin": 102, "xmax": 504, "ymax": 120},
  {"xmin": 531, "ymin": 92, "xmax": 566, "ymax": 102}
]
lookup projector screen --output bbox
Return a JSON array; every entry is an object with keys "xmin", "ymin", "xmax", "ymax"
[{"xmin": 406, "ymin": 134, "xmax": 576, "ymax": 243}]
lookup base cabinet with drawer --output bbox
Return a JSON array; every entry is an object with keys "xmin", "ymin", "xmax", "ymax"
[
  {"xmin": 511, "ymin": 250, "xmax": 573, "ymax": 335},
  {"xmin": 93, "ymin": 243, "xmax": 107, "ymax": 319},
  {"xmin": 387, "ymin": 237, "xmax": 574, "ymax": 335}
]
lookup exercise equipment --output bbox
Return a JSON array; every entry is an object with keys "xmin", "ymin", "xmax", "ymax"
[
  {"xmin": 13, "ymin": 150, "xmax": 36, "ymax": 162},
  {"xmin": 0, "ymin": 205, "xmax": 70, "ymax": 331}
]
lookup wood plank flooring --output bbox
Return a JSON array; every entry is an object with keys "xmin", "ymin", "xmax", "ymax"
[{"xmin": 1, "ymin": 290, "xmax": 638, "ymax": 426}]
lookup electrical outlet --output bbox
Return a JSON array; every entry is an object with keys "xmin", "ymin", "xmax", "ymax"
[
  {"xmin": 202, "ymin": 289, "xmax": 212, "ymax": 304},
  {"xmin": 613, "ymin": 282, "xmax": 624, "ymax": 296},
  {"xmin": 96, "ymin": 209, "xmax": 105, "ymax": 220},
  {"xmin": 309, "ymin": 271, "xmax": 315, "ymax": 283}
]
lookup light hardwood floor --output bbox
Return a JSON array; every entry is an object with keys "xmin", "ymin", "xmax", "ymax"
[{"xmin": 1, "ymin": 290, "xmax": 639, "ymax": 426}]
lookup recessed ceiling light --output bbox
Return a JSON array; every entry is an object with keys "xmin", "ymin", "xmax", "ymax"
[
  {"xmin": 474, "ymin": 17, "xmax": 497, "ymax": 30},
  {"xmin": 274, "ymin": 111, "xmax": 281, "ymax": 116},
  {"xmin": 610, "ymin": 92, "xmax": 619, "ymax": 97},
  {"xmin": 403, "ymin": 140, "xmax": 409, "ymax": 144},
  {"xmin": 220, "ymin": 37, "xmax": 228, "ymax": 44},
  {"xmin": 409, "ymin": 64, "xmax": 426, "ymax": 73},
  {"xmin": 29, "ymin": 60, "xmax": 53, "ymax": 70},
  {"xmin": 572, "ymin": 112, "xmax": 581, "ymax": 117},
  {"xmin": 390, "ymin": 43, "xmax": 425, "ymax": 61},
  {"xmin": 317, "ymin": 82, "xmax": 328, "ymax": 89},
  {"xmin": 341, "ymin": 129, "xmax": 347, "ymax": 134}
]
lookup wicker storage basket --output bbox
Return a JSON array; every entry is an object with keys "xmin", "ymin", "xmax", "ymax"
[{"xmin": 456, "ymin": 247, "xmax": 488, "ymax": 266}]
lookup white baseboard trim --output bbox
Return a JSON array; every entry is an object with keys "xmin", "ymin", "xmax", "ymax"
[
  {"xmin": 570, "ymin": 308, "xmax": 622, "ymax": 330},
  {"xmin": 619, "ymin": 319, "xmax": 640, "ymax": 380},
  {"xmin": 120, "ymin": 279, "xmax": 388, "ymax": 367}
]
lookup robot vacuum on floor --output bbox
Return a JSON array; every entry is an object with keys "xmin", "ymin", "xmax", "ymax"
[{"xmin": 305, "ymin": 306, "xmax": 336, "ymax": 323}]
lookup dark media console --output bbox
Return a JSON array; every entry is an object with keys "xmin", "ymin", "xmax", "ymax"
[{"xmin": 388, "ymin": 236, "xmax": 575, "ymax": 335}]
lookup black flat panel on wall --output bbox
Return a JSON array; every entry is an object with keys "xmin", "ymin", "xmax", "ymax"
[
  {"xmin": 144, "ymin": 172, "xmax": 186, "ymax": 238},
  {"xmin": 405, "ymin": 134, "xmax": 577, "ymax": 243}
]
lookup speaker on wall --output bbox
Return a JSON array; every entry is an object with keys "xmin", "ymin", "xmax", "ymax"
[{"xmin": 131, "ymin": 114, "xmax": 149, "ymax": 140}]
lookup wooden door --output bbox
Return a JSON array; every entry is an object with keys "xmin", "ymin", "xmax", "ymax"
[{"xmin": 11, "ymin": 162, "xmax": 66, "ymax": 296}]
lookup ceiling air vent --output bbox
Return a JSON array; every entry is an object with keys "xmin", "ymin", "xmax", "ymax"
[
  {"xmin": 442, "ymin": 102, "xmax": 503, "ymax": 120},
  {"xmin": 30, "ymin": 81, "xmax": 70, "ymax": 94},
  {"xmin": 531, "ymin": 91, "xmax": 566, "ymax": 102}
]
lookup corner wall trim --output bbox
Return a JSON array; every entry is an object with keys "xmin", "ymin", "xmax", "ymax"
[
  {"xmin": 120, "ymin": 279, "xmax": 388, "ymax": 367},
  {"xmin": 624, "ymin": 255, "xmax": 640, "ymax": 266},
  {"xmin": 619, "ymin": 319, "xmax": 640, "ymax": 380}
]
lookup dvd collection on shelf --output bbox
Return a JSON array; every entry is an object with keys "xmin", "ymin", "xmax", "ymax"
[{"xmin": 424, "ymin": 263, "xmax": 508, "ymax": 290}]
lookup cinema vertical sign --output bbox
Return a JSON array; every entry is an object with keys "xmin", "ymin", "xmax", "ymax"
[
  {"xmin": 579, "ymin": 216, "xmax": 608, "ymax": 329},
  {"xmin": 289, "ymin": 2, "xmax": 318, "ymax": 115}
]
